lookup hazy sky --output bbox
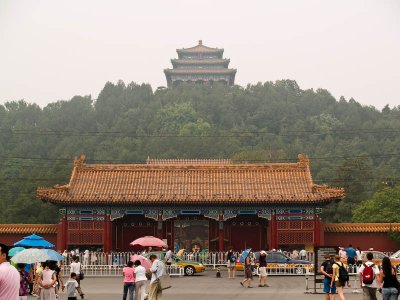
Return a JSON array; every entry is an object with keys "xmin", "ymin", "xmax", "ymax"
[{"xmin": 0, "ymin": 0, "xmax": 399, "ymax": 109}]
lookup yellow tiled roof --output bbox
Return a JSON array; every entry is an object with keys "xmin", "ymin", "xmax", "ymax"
[
  {"xmin": 37, "ymin": 154, "xmax": 344, "ymax": 205},
  {"xmin": 0, "ymin": 224, "xmax": 58, "ymax": 234},
  {"xmin": 324, "ymin": 223, "xmax": 400, "ymax": 233}
]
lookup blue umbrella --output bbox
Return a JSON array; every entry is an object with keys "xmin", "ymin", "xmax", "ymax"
[
  {"xmin": 239, "ymin": 248, "xmax": 252, "ymax": 263},
  {"xmin": 9, "ymin": 247, "xmax": 25, "ymax": 257},
  {"xmin": 14, "ymin": 233, "xmax": 55, "ymax": 248},
  {"xmin": 41, "ymin": 249, "xmax": 64, "ymax": 261}
]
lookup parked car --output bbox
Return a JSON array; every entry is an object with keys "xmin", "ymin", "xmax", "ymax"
[
  {"xmin": 361, "ymin": 251, "xmax": 400, "ymax": 272},
  {"xmin": 144, "ymin": 251, "xmax": 205, "ymax": 276},
  {"xmin": 235, "ymin": 251, "xmax": 313, "ymax": 275},
  {"xmin": 390, "ymin": 250, "xmax": 400, "ymax": 259}
]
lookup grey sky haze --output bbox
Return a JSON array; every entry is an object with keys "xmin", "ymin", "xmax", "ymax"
[{"xmin": 0, "ymin": 0, "xmax": 399, "ymax": 109}]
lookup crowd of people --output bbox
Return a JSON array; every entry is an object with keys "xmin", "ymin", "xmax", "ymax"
[
  {"xmin": 320, "ymin": 245, "xmax": 399, "ymax": 300},
  {"xmin": 121, "ymin": 254, "xmax": 167, "ymax": 300}
]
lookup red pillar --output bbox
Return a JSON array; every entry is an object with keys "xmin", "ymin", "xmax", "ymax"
[
  {"xmin": 218, "ymin": 220, "xmax": 224, "ymax": 252},
  {"xmin": 314, "ymin": 215, "xmax": 324, "ymax": 246},
  {"xmin": 157, "ymin": 221, "xmax": 163, "ymax": 239},
  {"xmin": 270, "ymin": 215, "xmax": 277, "ymax": 250},
  {"xmin": 104, "ymin": 215, "xmax": 112, "ymax": 253},
  {"xmin": 56, "ymin": 217, "xmax": 67, "ymax": 251}
]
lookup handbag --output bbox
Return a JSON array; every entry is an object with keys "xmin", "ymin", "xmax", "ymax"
[
  {"xmin": 79, "ymin": 271, "xmax": 84, "ymax": 280},
  {"xmin": 156, "ymin": 262, "xmax": 171, "ymax": 290},
  {"xmin": 158, "ymin": 272, "xmax": 171, "ymax": 290}
]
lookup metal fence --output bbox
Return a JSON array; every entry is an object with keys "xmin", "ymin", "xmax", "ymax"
[
  {"xmin": 61, "ymin": 264, "xmax": 184, "ymax": 277},
  {"xmin": 63, "ymin": 251, "xmax": 316, "ymax": 269}
]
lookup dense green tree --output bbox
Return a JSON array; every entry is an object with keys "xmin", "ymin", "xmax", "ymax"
[{"xmin": 0, "ymin": 80, "xmax": 399, "ymax": 223}]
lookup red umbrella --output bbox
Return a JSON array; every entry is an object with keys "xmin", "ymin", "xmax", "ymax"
[
  {"xmin": 130, "ymin": 236, "xmax": 168, "ymax": 248},
  {"xmin": 130, "ymin": 255, "xmax": 151, "ymax": 272}
]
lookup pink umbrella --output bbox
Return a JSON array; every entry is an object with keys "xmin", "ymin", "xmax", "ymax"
[
  {"xmin": 130, "ymin": 255, "xmax": 151, "ymax": 272},
  {"xmin": 130, "ymin": 236, "xmax": 168, "ymax": 248}
]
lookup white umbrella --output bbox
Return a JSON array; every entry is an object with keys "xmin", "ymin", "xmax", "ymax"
[{"xmin": 11, "ymin": 248, "xmax": 50, "ymax": 264}]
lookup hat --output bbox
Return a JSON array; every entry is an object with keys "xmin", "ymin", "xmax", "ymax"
[{"xmin": 260, "ymin": 250, "xmax": 267, "ymax": 256}]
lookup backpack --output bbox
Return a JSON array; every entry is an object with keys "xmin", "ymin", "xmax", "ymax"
[
  {"xmin": 229, "ymin": 256, "xmax": 236, "ymax": 263},
  {"xmin": 325, "ymin": 261, "xmax": 333, "ymax": 274},
  {"xmin": 334, "ymin": 262, "xmax": 349, "ymax": 283},
  {"xmin": 362, "ymin": 263, "xmax": 375, "ymax": 285}
]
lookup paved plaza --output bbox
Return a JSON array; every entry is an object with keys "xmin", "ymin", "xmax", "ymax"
[{"xmin": 27, "ymin": 271, "xmax": 363, "ymax": 300}]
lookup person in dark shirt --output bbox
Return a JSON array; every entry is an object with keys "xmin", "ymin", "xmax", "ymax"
[
  {"xmin": 345, "ymin": 245, "xmax": 357, "ymax": 265},
  {"xmin": 321, "ymin": 254, "xmax": 336, "ymax": 300}
]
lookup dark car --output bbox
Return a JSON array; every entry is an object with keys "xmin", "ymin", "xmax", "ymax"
[{"xmin": 236, "ymin": 251, "xmax": 313, "ymax": 274}]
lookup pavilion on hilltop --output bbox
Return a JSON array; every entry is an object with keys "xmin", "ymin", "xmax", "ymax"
[{"xmin": 164, "ymin": 40, "xmax": 237, "ymax": 87}]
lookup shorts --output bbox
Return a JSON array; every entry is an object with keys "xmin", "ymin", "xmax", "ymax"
[
  {"xmin": 259, "ymin": 267, "xmax": 267, "ymax": 277},
  {"xmin": 335, "ymin": 281, "xmax": 344, "ymax": 288},
  {"xmin": 323, "ymin": 277, "xmax": 336, "ymax": 294},
  {"xmin": 244, "ymin": 267, "xmax": 253, "ymax": 279}
]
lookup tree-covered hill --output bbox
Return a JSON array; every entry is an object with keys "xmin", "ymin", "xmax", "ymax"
[{"xmin": 1, "ymin": 80, "xmax": 399, "ymax": 224}]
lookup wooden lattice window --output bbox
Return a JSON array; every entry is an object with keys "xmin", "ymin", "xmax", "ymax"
[
  {"xmin": 289, "ymin": 221, "xmax": 302, "ymax": 230},
  {"xmin": 68, "ymin": 221, "xmax": 79, "ymax": 230},
  {"xmin": 80, "ymin": 221, "xmax": 92, "ymax": 230},
  {"xmin": 302, "ymin": 220, "xmax": 314, "ymax": 229},
  {"xmin": 276, "ymin": 221, "xmax": 289, "ymax": 230},
  {"xmin": 277, "ymin": 231, "xmax": 314, "ymax": 245},
  {"xmin": 93, "ymin": 221, "xmax": 104, "ymax": 230}
]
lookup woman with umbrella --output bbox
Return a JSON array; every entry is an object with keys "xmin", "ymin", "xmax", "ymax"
[
  {"xmin": 240, "ymin": 250, "xmax": 253, "ymax": 288},
  {"xmin": 134, "ymin": 260, "xmax": 148, "ymax": 300}
]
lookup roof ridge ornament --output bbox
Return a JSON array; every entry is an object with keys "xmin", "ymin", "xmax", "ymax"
[
  {"xmin": 297, "ymin": 154, "xmax": 310, "ymax": 166},
  {"xmin": 74, "ymin": 154, "xmax": 86, "ymax": 168}
]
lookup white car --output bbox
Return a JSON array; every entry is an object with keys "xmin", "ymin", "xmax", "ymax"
[{"xmin": 390, "ymin": 250, "xmax": 400, "ymax": 259}]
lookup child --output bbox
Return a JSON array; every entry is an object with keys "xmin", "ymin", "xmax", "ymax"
[{"xmin": 65, "ymin": 272, "xmax": 82, "ymax": 300}]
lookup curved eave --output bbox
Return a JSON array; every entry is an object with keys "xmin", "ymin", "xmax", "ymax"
[
  {"xmin": 164, "ymin": 69, "xmax": 237, "ymax": 75},
  {"xmin": 177, "ymin": 47, "xmax": 224, "ymax": 54},
  {"xmin": 171, "ymin": 59, "xmax": 230, "ymax": 66},
  {"xmin": 0, "ymin": 224, "xmax": 58, "ymax": 234},
  {"xmin": 325, "ymin": 223, "xmax": 400, "ymax": 233},
  {"xmin": 38, "ymin": 192, "xmax": 343, "ymax": 205}
]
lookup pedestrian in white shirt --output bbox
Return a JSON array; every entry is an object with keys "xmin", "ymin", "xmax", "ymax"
[
  {"xmin": 134, "ymin": 260, "xmax": 147, "ymax": 300},
  {"xmin": 358, "ymin": 252, "xmax": 380, "ymax": 300},
  {"xmin": 148, "ymin": 255, "xmax": 165, "ymax": 300},
  {"xmin": 70, "ymin": 256, "xmax": 84, "ymax": 299},
  {"xmin": 0, "ymin": 243, "xmax": 20, "ymax": 300}
]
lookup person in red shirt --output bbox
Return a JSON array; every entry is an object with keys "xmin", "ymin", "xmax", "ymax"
[{"xmin": 123, "ymin": 261, "xmax": 135, "ymax": 300}]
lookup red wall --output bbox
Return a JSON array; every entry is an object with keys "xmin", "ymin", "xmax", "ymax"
[
  {"xmin": 0, "ymin": 233, "xmax": 57, "ymax": 248},
  {"xmin": 324, "ymin": 232, "xmax": 399, "ymax": 252}
]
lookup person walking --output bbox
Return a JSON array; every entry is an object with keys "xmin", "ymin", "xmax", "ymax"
[
  {"xmin": 226, "ymin": 248, "xmax": 236, "ymax": 279},
  {"xmin": 39, "ymin": 261, "xmax": 57, "ymax": 300},
  {"xmin": 0, "ymin": 243, "xmax": 21, "ymax": 300},
  {"xmin": 164, "ymin": 249, "xmax": 172, "ymax": 267},
  {"xmin": 258, "ymin": 250, "xmax": 269, "ymax": 287},
  {"xmin": 148, "ymin": 254, "xmax": 165, "ymax": 300},
  {"xmin": 299, "ymin": 249, "xmax": 307, "ymax": 260},
  {"xmin": 331, "ymin": 255, "xmax": 347, "ymax": 300},
  {"xmin": 65, "ymin": 272, "xmax": 80, "ymax": 300},
  {"xmin": 345, "ymin": 245, "xmax": 357, "ymax": 266},
  {"xmin": 133, "ymin": 260, "xmax": 147, "ymax": 300},
  {"xmin": 321, "ymin": 254, "xmax": 336, "ymax": 300},
  {"xmin": 70, "ymin": 256, "xmax": 84, "ymax": 299},
  {"xmin": 83, "ymin": 250, "xmax": 89, "ymax": 266},
  {"xmin": 358, "ymin": 252, "xmax": 380, "ymax": 300},
  {"xmin": 379, "ymin": 256, "xmax": 399, "ymax": 300},
  {"xmin": 17, "ymin": 263, "xmax": 30, "ymax": 300},
  {"xmin": 123, "ymin": 261, "xmax": 135, "ymax": 300},
  {"xmin": 240, "ymin": 252, "xmax": 253, "ymax": 288},
  {"xmin": 356, "ymin": 247, "xmax": 363, "ymax": 266},
  {"xmin": 338, "ymin": 247, "xmax": 347, "ymax": 264}
]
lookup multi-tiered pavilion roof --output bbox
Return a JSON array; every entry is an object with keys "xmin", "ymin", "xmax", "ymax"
[{"xmin": 164, "ymin": 40, "xmax": 236, "ymax": 87}]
